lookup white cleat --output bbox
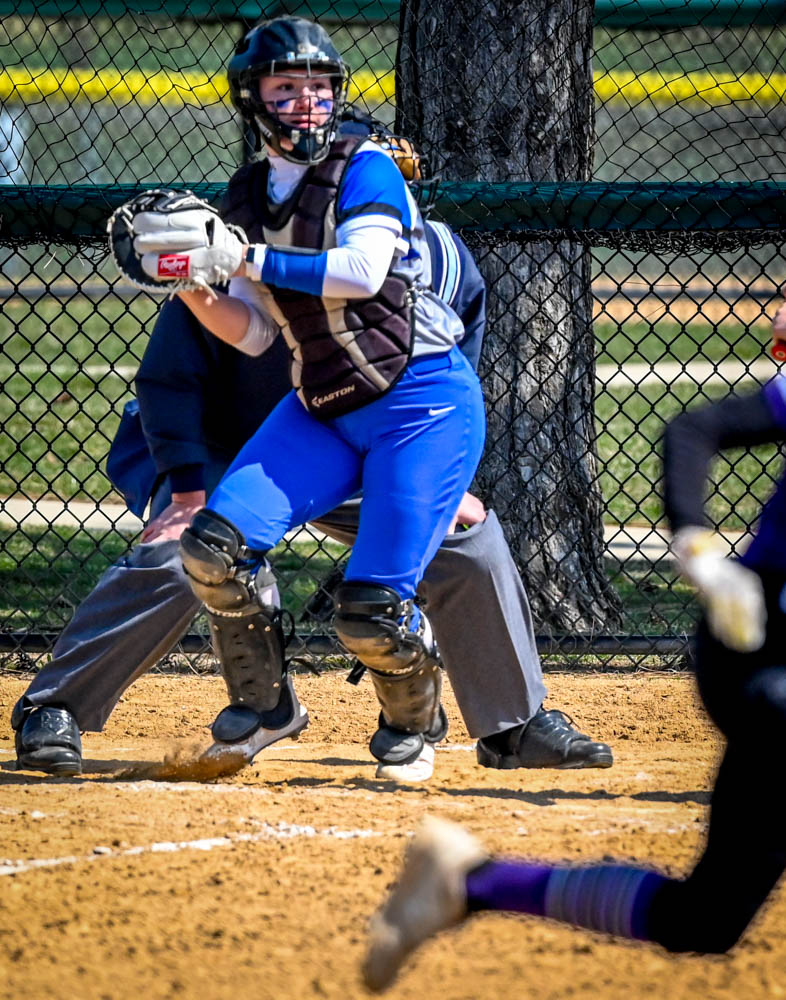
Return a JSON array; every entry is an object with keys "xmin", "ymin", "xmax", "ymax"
[
  {"xmin": 375, "ymin": 741, "xmax": 435, "ymax": 783},
  {"xmin": 201, "ymin": 700, "xmax": 309, "ymax": 766},
  {"xmin": 362, "ymin": 816, "xmax": 489, "ymax": 992}
]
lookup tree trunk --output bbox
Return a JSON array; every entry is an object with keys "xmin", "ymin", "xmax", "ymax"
[{"xmin": 397, "ymin": 0, "xmax": 621, "ymax": 632}]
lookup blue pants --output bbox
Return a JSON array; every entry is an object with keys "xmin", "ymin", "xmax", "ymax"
[{"xmin": 207, "ymin": 348, "xmax": 486, "ymax": 599}]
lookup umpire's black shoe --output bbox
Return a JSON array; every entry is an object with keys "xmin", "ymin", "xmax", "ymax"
[
  {"xmin": 476, "ymin": 708, "xmax": 613, "ymax": 770},
  {"xmin": 12, "ymin": 703, "xmax": 83, "ymax": 775}
]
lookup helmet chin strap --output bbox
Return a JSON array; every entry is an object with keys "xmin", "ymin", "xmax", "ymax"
[{"xmin": 255, "ymin": 113, "xmax": 336, "ymax": 165}]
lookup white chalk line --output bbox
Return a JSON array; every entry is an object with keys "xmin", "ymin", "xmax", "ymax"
[
  {"xmin": 2, "ymin": 811, "xmax": 706, "ymax": 880},
  {"xmin": 0, "ymin": 819, "xmax": 380, "ymax": 878},
  {"xmin": 584, "ymin": 819, "xmax": 706, "ymax": 836}
]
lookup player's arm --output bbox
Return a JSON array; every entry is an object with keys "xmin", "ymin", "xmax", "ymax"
[
  {"xmin": 663, "ymin": 383, "xmax": 786, "ymax": 652},
  {"xmin": 663, "ymin": 387, "xmax": 785, "ymax": 531},
  {"xmin": 175, "ymin": 284, "xmax": 278, "ymax": 357}
]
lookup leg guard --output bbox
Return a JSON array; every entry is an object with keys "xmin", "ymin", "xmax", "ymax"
[
  {"xmin": 180, "ymin": 509, "xmax": 292, "ymax": 739},
  {"xmin": 334, "ymin": 582, "xmax": 447, "ymax": 763}
]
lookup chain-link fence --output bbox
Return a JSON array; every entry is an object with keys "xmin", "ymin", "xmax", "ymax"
[{"xmin": 1, "ymin": 0, "xmax": 785, "ymax": 672}]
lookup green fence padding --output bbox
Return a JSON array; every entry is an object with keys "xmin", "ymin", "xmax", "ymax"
[
  {"xmin": 0, "ymin": 0, "xmax": 398, "ymax": 21},
  {"xmin": 431, "ymin": 181, "xmax": 786, "ymax": 232},
  {"xmin": 1, "ymin": 0, "xmax": 784, "ymax": 25},
  {"xmin": 594, "ymin": 0, "xmax": 786, "ymax": 26},
  {"xmin": 4, "ymin": 181, "xmax": 786, "ymax": 243}
]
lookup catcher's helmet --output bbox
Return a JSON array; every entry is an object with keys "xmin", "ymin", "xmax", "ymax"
[{"xmin": 229, "ymin": 17, "xmax": 348, "ymax": 164}]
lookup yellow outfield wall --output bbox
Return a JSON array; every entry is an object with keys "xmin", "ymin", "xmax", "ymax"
[{"xmin": 1, "ymin": 66, "xmax": 785, "ymax": 109}]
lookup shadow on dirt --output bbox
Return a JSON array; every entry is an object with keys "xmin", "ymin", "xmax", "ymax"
[{"xmin": 432, "ymin": 785, "xmax": 712, "ymax": 806}]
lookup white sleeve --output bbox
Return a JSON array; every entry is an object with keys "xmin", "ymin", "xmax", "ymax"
[
  {"xmin": 226, "ymin": 276, "xmax": 280, "ymax": 356},
  {"xmin": 321, "ymin": 222, "xmax": 399, "ymax": 299}
]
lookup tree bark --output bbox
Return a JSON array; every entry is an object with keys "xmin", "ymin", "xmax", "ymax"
[{"xmin": 398, "ymin": 0, "xmax": 621, "ymax": 632}]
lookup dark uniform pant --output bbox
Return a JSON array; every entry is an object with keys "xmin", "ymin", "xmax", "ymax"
[{"xmin": 649, "ymin": 571, "xmax": 786, "ymax": 953}]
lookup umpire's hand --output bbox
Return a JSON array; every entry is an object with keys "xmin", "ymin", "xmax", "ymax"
[
  {"xmin": 142, "ymin": 491, "xmax": 206, "ymax": 543},
  {"xmin": 447, "ymin": 492, "xmax": 487, "ymax": 535}
]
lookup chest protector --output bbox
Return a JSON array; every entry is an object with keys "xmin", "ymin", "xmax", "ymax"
[{"xmin": 223, "ymin": 137, "xmax": 414, "ymax": 420}]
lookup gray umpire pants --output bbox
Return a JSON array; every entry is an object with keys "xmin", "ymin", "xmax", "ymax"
[{"xmin": 18, "ymin": 488, "xmax": 547, "ymax": 739}]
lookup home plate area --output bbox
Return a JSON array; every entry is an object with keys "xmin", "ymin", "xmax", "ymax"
[{"xmin": 1, "ymin": 671, "xmax": 784, "ymax": 1000}]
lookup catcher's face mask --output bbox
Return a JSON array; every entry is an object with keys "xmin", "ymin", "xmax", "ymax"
[
  {"xmin": 258, "ymin": 71, "xmax": 336, "ymax": 159},
  {"xmin": 228, "ymin": 16, "xmax": 348, "ymax": 165}
]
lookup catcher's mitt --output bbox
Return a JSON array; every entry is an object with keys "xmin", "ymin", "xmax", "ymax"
[
  {"xmin": 369, "ymin": 133, "xmax": 424, "ymax": 182},
  {"xmin": 107, "ymin": 188, "xmax": 247, "ymax": 296}
]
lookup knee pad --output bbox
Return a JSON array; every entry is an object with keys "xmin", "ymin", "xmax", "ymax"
[
  {"xmin": 334, "ymin": 581, "xmax": 443, "ymax": 736},
  {"xmin": 180, "ymin": 508, "xmax": 285, "ymax": 714},
  {"xmin": 180, "ymin": 508, "xmax": 275, "ymax": 613}
]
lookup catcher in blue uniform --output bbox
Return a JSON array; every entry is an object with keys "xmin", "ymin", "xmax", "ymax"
[
  {"xmin": 13, "ymin": 113, "xmax": 613, "ymax": 782},
  {"xmin": 113, "ymin": 17, "xmax": 487, "ymax": 782}
]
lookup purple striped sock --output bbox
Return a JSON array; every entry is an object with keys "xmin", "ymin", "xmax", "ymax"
[
  {"xmin": 466, "ymin": 860, "xmax": 667, "ymax": 941},
  {"xmin": 544, "ymin": 865, "xmax": 668, "ymax": 939},
  {"xmin": 466, "ymin": 860, "xmax": 552, "ymax": 916}
]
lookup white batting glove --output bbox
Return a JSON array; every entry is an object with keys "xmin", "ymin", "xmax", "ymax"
[
  {"xmin": 672, "ymin": 525, "xmax": 766, "ymax": 653},
  {"xmin": 134, "ymin": 209, "xmax": 245, "ymax": 290}
]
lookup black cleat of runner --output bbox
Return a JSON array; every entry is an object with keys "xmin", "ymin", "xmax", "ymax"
[
  {"xmin": 14, "ymin": 705, "xmax": 83, "ymax": 775},
  {"xmin": 476, "ymin": 708, "xmax": 613, "ymax": 770}
]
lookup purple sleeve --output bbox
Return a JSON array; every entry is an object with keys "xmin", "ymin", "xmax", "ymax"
[{"xmin": 663, "ymin": 387, "xmax": 786, "ymax": 533}]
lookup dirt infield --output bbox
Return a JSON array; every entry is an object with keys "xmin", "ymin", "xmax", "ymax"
[{"xmin": 1, "ymin": 671, "xmax": 784, "ymax": 1000}]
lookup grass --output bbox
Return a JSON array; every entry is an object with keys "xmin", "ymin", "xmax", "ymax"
[
  {"xmin": 0, "ymin": 523, "xmax": 350, "ymax": 633},
  {"xmin": 594, "ymin": 317, "xmax": 769, "ymax": 367},
  {"xmin": 596, "ymin": 396, "xmax": 778, "ymax": 531},
  {"xmin": 0, "ymin": 523, "xmax": 132, "ymax": 632},
  {"xmin": 0, "ymin": 293, "xmax": 154, "ymax": 369},
  {"xmin": 0, "ymin": 291, "xmax": 155, "ymax": 500},
  {"xmin": 593, "ymin": 25, "xmax": 786, "ymax": 77},
  {"xmin": 609, "ymin": 556, "xmax": 699, "ymax": 634},
  {"xmin": 596, "ymin": 378, "xmax": 783, "ymax": 527},
  {"xmin": 1, "ymin": 292, "xmax": 778, "ymax": 669},
  {"xmin": 0, "ymin": 521, "xmax": 699, "ymax": 677},
  {"xmin": 2, "ymin": 299, "xmax": 779, "ymax": 525}
]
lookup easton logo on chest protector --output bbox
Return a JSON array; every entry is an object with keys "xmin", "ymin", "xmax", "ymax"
[
  {"xmin": 223, "ymin": 136, "xmax": 415, "ymax": 420},
  {"xmin": 311, "ymin": 384, "xmax": 355, "ymax": 407}
]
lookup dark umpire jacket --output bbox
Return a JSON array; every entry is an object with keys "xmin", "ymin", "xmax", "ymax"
[{"xmin": 107, "ymin": 223, "xmax": 486, "ymax": 517}]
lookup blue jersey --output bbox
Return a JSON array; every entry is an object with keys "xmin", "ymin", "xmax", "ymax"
[{"xmin": 337, "ymin": 148, "xmax": 413, "ymax": 254}]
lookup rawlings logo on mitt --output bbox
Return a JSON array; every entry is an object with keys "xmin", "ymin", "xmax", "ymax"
[{"xmin": 107, "ymin": 188, "xmax": 248, "ymax": 297}]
